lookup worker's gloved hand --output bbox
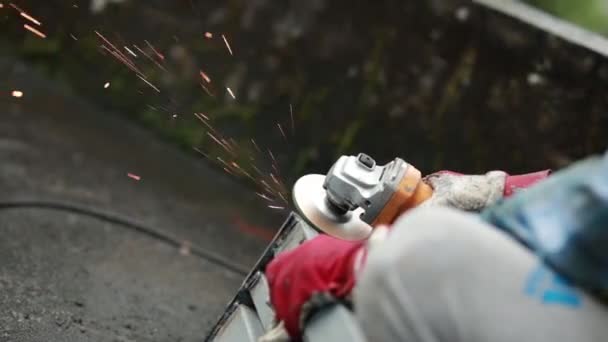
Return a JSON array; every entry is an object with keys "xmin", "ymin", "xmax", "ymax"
[
  {"xmin": 265, "ymin": 235, "xmax": 366, "ymax": 338},
  {"xmin": 419, "ymin": 170, "xmax": 550, "ymax": 211}
]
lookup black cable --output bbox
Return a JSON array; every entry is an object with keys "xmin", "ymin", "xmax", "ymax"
[{"xmin": 0, "ymin": 200, "xmax": 249, "ymax": 277}]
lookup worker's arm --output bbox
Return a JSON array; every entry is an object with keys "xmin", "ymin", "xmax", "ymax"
[
  {"xmin": 420, "ymin": 170, "xmax": 551, "ymax": 211},
  {"xmin": 265, "ymin": 235, "xmax": 366, "ymax": 339},
  {"xmin": 265, "ymin": 169, "xmax": 551, "ymax": 339},
  {"xmin": 482, "ymin": 152, "xmax": 608, "ymax": 296}
]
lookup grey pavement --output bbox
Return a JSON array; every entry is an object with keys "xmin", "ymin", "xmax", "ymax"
[{"xmin": 0, "ymin": 58, "xmax": 284, "ymax": 341}]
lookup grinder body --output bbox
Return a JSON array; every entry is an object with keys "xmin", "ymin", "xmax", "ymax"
[{"xmin": 293, "ymin": 153, "xmax": 433, "ymax": 240}]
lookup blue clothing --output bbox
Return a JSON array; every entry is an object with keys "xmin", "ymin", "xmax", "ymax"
[{"xmin": 481, "ymin": 152, "xmax": 608, "ymax": 295}]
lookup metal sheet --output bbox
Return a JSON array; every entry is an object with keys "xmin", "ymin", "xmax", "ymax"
[
  {"xmin": 214, "ymin": 304, "xmax": 265, "ymax": 342},
  {"xmin": 249, "ymin": 272, "xmax": 275, "ymax": 331}
]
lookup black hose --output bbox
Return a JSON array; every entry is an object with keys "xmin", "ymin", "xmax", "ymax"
[{"xmin": 0, "ymin": 200, "xmax": 249, "ymax": 276}]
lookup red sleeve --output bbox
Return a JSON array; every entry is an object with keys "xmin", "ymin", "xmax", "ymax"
[{"xmin": 504, "ymin": 170, "xmax": 552, "ymax": 197}]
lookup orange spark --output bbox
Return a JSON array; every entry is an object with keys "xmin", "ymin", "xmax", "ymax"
[
  {"xmin": 277, "ymin": 123, "xmax": 287, "ymax": 141},
  {"xmin": 96, "ymin": 32, "xmax": 144, "ymax": 75},
  {"xmin": 23, "ymin": 24, "xmax": 46, "ymax": 38},
  {"xmin": 124, "ymin": 46, "xmax": 137, "ymax": 57},
  {"xmin": 256, "ymin": 192, "xmax": 274, "ymax": 202},
  {"xmin": 268, "ymin": 149, "xmax": 278, "ymax": 166},
  {"xmin": 127, "ymin": 173, "xmax": 141, "ymax": 181},
  {"xmin": 9, "ymin": 3, "xmax": 22, "ymax": 11},
  {"xmin": 11, "ymin": 90, "xmax": 23, "ymax": 98},
  {"xmin": 144, "ymin": 40, "xmax": 165, "ymax": 61},
  {"xmin": 251, "ymin": 139, "xmax": 261, "ymax": 153},
  {"xmin": 199, "ymin": 70, "xmax": 211, "ymax": 83},
  {"xmin": 221, "ymin": 34, "xmax": 233, "ymax": 55},
  {"xmin": 223, "ymin": 167, "xmax": 235, "ymax": 176},
  {"xmin": 270, "ymin": 173, "xmax": 281, "ymax": 187},
  {"xmin": 204, "ymin": 32, "xmax": 213, "ymax": 39},
  {"xmin": 137, "ymin": 75, "xmax": 161, "ymax": 93},
  {"xmin": 278, "ymin": 192, "xmax": 288, "ymax": 204},
  {"xmin": 195, "ymin": 112, "xmax": 209, "ymax": 120},
  {"xmin": 221, "ymin": 138, "xmax": 235, "ymax": 153},
  {"xmin": 20, "ymin": 12, "xmax": 41, "ymax": 26},
  {"xmin": 226, "ymin": 87, "xmax": 236, "ymax": 99},
  {"xmin": 133, "ymin": 44, "xmax": 166, "ymax": 72},
  {"xmin": 200, "ymin": 83, "xmax": 213, "ymax": 97},
  {"xmin": 290, "ymin": 104, "xmax": 295, "ymax": 135},
  {"xmin": 207, "ymin": 132, "xmax": 232, "ymax": 154}
]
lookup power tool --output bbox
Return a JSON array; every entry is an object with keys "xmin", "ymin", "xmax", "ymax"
[{"xmin": 292, "ymin": 153, "xmax": 434, "ymax": 241}]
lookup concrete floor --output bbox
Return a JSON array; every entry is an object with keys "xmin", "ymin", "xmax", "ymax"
[{"xmin": 0, "ymin": 58, "xmax": 283, "ymax": 341}]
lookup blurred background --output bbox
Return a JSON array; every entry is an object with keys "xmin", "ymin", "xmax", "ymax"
[
  {"xmin": 1, "ymin": 0, "xmax": 607, "ymax": 341},
  {"xmin": 2, "ymin": 0, "xmax": 607, "ymax": 184}
]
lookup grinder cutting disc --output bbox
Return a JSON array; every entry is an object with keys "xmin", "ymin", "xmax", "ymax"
[{"xmin": 292, "ymin": 174, "xmax": 372, "ymax": 241}]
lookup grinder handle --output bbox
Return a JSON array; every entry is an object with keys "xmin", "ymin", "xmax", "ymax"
[{"xmin": 371, "ymin": 165, "xmax": 434, "ymax": 226}]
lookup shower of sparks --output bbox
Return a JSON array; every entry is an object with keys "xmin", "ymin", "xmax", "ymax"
[
  {"xmin": 124, "ymin": 46, "xmax": 137, "ymax": 57},
  {"xmin": 23, "ymin": 24, "xmax": 46, "ymax": 38},
  {"xmin": 127, "ymin": 173, "xmax": 141, "ymax": 181},
  {"xmin": 20, "ymin": 12, "xmax": 41, "ymax": 26},
  {"xmin": 221, "ymin": 34, "xmax": 233, "ymax": 56},
  {"xmin": 137, "ymin": 74, "xmax": 161, "ymax": 93},
  {"xmin": 199, "ymin": 70, "xmax": 211, "ymax": 83},
  {"xmin": 11, "ymin": 90, "xmax": 23, "ymax": 98},
  {"xmin": 226, "ymin": 87, "xmax": 236, "ymax": 99},
  {"xmin": 72, "ymin": 24, "xmax": 286, "ymax": 213},
  {"xmin": 277, "ymin": 123, "xmax": 287, "ymax": 141}
]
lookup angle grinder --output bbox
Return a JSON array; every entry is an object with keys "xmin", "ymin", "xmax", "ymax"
[{"xmin": 292, "ymin": 153, "xmax": 434, "ymax": 241}]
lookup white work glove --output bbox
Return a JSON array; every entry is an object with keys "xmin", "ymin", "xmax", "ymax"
[
  {"xmin": 258, "ymin": 320, "xmax": 290, "ymax": 342},
  {"xmin": 418, "ymin": 171, "xmax": 507, "ymax": 211}
]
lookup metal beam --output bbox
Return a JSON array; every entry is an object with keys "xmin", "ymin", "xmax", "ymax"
[{"xmin": 475, "ymin": 0, "xmax": 608, "ymax": 57}]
